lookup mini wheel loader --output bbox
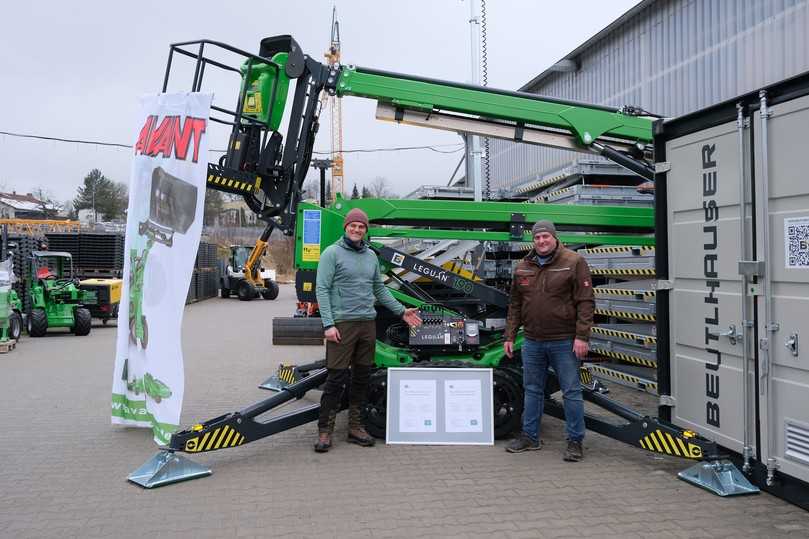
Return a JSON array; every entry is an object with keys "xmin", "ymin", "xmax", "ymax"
[{"xmin": 26, "ymin": 251, "xmax": 95, "ymax": 337}]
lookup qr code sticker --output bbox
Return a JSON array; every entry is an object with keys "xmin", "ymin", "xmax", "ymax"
[{"xmin": 784, "ymin": 216, "xmax": 809, "ymax": 269}]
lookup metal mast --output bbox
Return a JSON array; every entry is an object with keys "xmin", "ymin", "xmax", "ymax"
[{"xmin": 324, "ymin": 6, "xmax": 345, "ymax": 202}]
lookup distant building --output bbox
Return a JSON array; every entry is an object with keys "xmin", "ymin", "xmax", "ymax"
[
  {"xmin": 0, "ymin": 200, "xmax": 15, "ymax": 219},
  {"xmin": 77, "ymin": 208, "xmax": 97, "ymax": 225},
  {"xmin": 0, "ymin": 192, "xmax": 52, "ymax": 219},
  {"xmin": 221, "ymin": 199, "xmax": 257, "ymax": 226},
  {"xmin": 486, "ymin": 0, "xmax": 809, "ymax": 196}
]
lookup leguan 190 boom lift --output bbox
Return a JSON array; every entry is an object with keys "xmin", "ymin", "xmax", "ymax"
[{"xmin": 129, "ymin": 36, "xmax": 756, "ymax": 498}]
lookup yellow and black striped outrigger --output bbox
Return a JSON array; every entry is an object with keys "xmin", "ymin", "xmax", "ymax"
[
  {"xmin": 543, "ymin": 385, "xmax": 718, "ymax": 461},
  {"xmin": 167, "ymin": 367, "xmax": 328, "ymax": 455}
]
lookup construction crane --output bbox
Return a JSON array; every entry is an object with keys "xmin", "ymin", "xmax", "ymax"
[{"xmin": 323, "ymin": 6, "xmax": 344, "ymax": 202}]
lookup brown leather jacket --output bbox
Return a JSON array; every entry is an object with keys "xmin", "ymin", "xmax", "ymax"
[{"xmin": 504, "ymin": 246, "xmax": 594, "ymax": 342}]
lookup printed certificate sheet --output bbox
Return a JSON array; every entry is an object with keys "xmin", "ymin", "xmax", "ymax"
[
  {"xmin": 398, "ymin": 379, "xmax": 437, "ymax": 433},
  {"xmin": 444, "ymin": 379, "xmax": 483, "ymax": 433}
]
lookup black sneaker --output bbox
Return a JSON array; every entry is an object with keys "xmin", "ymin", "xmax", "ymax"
[
  {"xmin": 506, "ymin": 433, "xmax": 542, "ymax": 453},
  {"xmin": 563, "ymin": 440, "xmax": 583, "ymax": 461}
]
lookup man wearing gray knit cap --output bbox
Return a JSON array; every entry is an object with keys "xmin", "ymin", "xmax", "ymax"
[{"xmin": 503, "ymin": 219, "xmax": 594, "ymax": 461}]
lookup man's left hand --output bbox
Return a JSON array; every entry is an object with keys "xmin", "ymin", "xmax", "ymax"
[
  {"xmin": 402, "ymin": 308, "xmax": 422, "ymax": 328},
  {"xmin": 573, "ymin": 338, "xmax": 589, "ymax": 360}
]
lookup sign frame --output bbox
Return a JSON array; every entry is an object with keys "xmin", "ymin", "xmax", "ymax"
[{"xmin": 385, "ymin": 367, "xmax": 494, "ymax": 445}]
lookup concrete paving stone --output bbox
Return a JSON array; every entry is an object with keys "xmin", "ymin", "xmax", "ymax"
[{"xmin": 1, "ymin": 288, "xmax": 807, "ymax": 538}]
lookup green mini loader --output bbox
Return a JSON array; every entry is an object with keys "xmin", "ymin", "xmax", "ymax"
[{"xmin": 26, "ymin": 251, "xmax": 95, "ymax": 337}]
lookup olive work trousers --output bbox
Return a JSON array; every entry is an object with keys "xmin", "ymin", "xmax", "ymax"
[{"xmin": 317, "ymin": 320, "xmax": 376, "ymax": 434}]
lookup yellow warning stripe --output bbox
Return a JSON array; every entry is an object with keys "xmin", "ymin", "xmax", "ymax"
[
  {"xmin": 543, "ymin": 186, "xmax": 574, "ymax": 199},
  {"xmin": 592, "ymin": 326, "xmax": 657, "ymax": 346},
  {"xmin": 591, "ymin": 349, "xmax": 657, "ymax": 368},
  {"xmin": 205, "ymin": 427, "xmax": 224, "ymax": 451},
  {"xmin": 581, "ymin": 246, "xmax": 655, "ymax": 255},
  {"xmin": 589, "ymin": 364, "xmax": 658, "ymax": 392},
  {"xmin": 278, "ymin": 366, "xmax": 296, "ymax": 384},
  {"xmin": 185, "ymin": 426, "xmax": 245, "ymax": 452},
  {"xmin": 578, "ymin": 367, "xmax": 593, "ymax": 385},
  {"xmin": 206, "ymin": 174, "xmax": 260, "ymax": 194},
  {"xmin": 221, "ymin": 426, "xmax": 236, "ymax": 448},
  {"xmin": 590, "ymin": 268, "xmax": 656, "ymax": 276},
  {"xmin": 594, "ymin": 288, "xmax": 656, "ymax": 300},
  {"xmin": 595, "ymin": 308, "xmax": 656, "ymax": 322}
]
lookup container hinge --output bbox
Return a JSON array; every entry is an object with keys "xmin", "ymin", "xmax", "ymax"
[
  {"xmin": 655, "ymin": 162, "xmax": 671, "ymax": 174},
  {"xmin": 654, "ymin": 279, "xmax": 674, "ymax": 291},
  {"xmin": 659, "ymin": 395, "xmax": 676, "ymax": 407},
  {"xmin": 738, "ymin": 260, "xmax": 765, "ymax": 278}
]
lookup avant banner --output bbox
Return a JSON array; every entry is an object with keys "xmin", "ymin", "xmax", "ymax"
[{"xmin": 111, "ymin": 92, "xmax": 212, "ymax": 444}]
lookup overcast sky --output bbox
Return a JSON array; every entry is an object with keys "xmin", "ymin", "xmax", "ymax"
[{"xmin": 0, "ymin": 0, "xmax": 638, "ymax": 205}]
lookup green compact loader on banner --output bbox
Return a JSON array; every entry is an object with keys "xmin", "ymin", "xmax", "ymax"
[
  {"xmin": 26, "ymin": 251, "xmax": 95, "ymax": 337},
  {"xmin": 129, "ymin": 166, "xmax": 198, "ymax": 349}
]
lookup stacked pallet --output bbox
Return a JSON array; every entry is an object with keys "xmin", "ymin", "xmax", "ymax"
[
  {"xmin": 45, "ymin": 232, "xmax": 124, "ymax": 278},
  {"xmin": 186, "ymin": 242, "xmax": 220, "ymax": 304},
  {"xmin": 580, "ymin": 247, "xmax": 658, "ymax": 394},
  {"xmin": 78, "ymin": 233, "xmax": 124, "ymax": 277}
]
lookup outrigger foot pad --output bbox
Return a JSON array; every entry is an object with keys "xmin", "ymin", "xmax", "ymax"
[
  {"xmin": 128, "ymin": 450, "xmax": 211, "ymax": 488},
  {"xmin": 677, "ymin": 459, "xmax": 760, "ymax": 497},
  {"xmin": 259, "ymin": 364, "xmax": 301, "ymax": 391}
]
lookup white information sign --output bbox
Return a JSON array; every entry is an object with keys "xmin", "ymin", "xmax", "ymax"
[
  {"xmin": 398, "ymin": 379, "xmax": 437, "ymax": 433},
  {"xmin": 444, "ymin": 379, "xmax": 483, "ymax": 433},
  {"xmin": 387, "ymin": 368, "xmax": 493, "ymax": 445}
]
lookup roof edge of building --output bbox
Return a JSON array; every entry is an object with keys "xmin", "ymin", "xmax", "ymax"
[{"xmin": 519, "ymin": 0, "xmax": 656, "ymax": 92}]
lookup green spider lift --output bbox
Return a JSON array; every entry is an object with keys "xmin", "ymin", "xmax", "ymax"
[
  {"xmin": 129, "ymin": 167, "xmax": 198, "ymax": 349},
  {"xmin": 26, "ymin": 251, "xmax": 95, "ymax": 337},
  {"xmin": 129, "ymin": 35, "xmax": 753, "ymax": 497}
]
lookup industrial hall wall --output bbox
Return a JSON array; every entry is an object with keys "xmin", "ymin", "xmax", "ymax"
[{"xmin": 488, "ymin": 0, "xmax": 809, "ymax": 195}]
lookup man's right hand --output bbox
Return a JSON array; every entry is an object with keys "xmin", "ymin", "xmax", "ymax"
[
  {"xmin": 324, "ymin": 326, "xmax": 341, "ymax": 343},
  {"xmin": 504, "ymin": 340, "xmax": 514, "ymax": 358}
]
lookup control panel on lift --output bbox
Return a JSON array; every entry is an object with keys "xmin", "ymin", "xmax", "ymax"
[{"xmin": 409, "ymin": 305, "xmax": 480, "ymax": 347}]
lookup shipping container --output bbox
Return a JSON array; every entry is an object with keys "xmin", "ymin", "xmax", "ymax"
[{"xmin": 656, "ymin": 69, "xmax": 809, "ymax": 509}]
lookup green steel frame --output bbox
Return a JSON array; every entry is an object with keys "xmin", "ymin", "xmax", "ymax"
[
  {"xmin": 337, "ymin": 66, "xmax": 654, "ymax": 146},
  {"xmin": 294, "ymin": 198, "xmax": 654, "ymax": 270}
]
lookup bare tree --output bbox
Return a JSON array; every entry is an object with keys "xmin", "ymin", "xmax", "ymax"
[
  {"xmin": 32, "ymin": 186, "xmax": 64, "ymax": 218},
  {"xmin": 369, "ymin": 176, "xmax": 395, "ymax": 198}
]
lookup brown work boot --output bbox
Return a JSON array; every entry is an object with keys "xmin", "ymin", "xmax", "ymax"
[
  {"xmin": 347, "ymin": 427, "xmax": 375, "ymax": 447},
  {"xmin": 563, "ymin": 440, "xmax": 584, "ymax": 462},
  {"xmin": 314, "ymin": 432, "xmax": 332, "ymax": 453}
]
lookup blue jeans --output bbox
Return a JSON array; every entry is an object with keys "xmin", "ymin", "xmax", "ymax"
[{"xmin": 521, "ymin": 337, "xmax": 585, "ymax": 443}]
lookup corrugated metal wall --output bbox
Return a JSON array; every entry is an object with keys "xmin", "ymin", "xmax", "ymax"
[{"xmin": 490, "ymin": 0, "xmax": 809, "ymax": 194}]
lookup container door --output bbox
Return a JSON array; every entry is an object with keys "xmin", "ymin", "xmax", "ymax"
[
  {"xmin": 753, "ymin": 93, "xmax": 809, "ymax": 483},
  {"xmin": 665, "ymin": 118, "xmax": 756, "ymax": 454}
]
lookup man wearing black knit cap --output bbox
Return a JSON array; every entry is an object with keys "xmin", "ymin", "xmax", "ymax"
[
  {"xmin": 503, "ymin": 220, "xmax": 594, "ymax": 461},
  {"xmin": 313, "ymin": 207, "xmax": 422, "ymax": 452}
]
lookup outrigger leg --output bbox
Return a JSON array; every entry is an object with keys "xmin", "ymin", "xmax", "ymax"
[
  {"xmin": 544, "ymin": 387, "xmax": 759, "ymax": 497},
  {"xmin": 128, "ymin": 366, "xmax": 328, "ymax": 488}
]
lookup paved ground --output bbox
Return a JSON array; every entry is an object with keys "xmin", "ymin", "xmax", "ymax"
[{"xmin": 1, "ymin": 284, "xmax": 808, "ymax": 538}]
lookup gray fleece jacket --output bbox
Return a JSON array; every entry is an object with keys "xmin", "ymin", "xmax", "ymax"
[{"xmin": 315, "ymin": 237, "xmax": 405, "ymax": 328}]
